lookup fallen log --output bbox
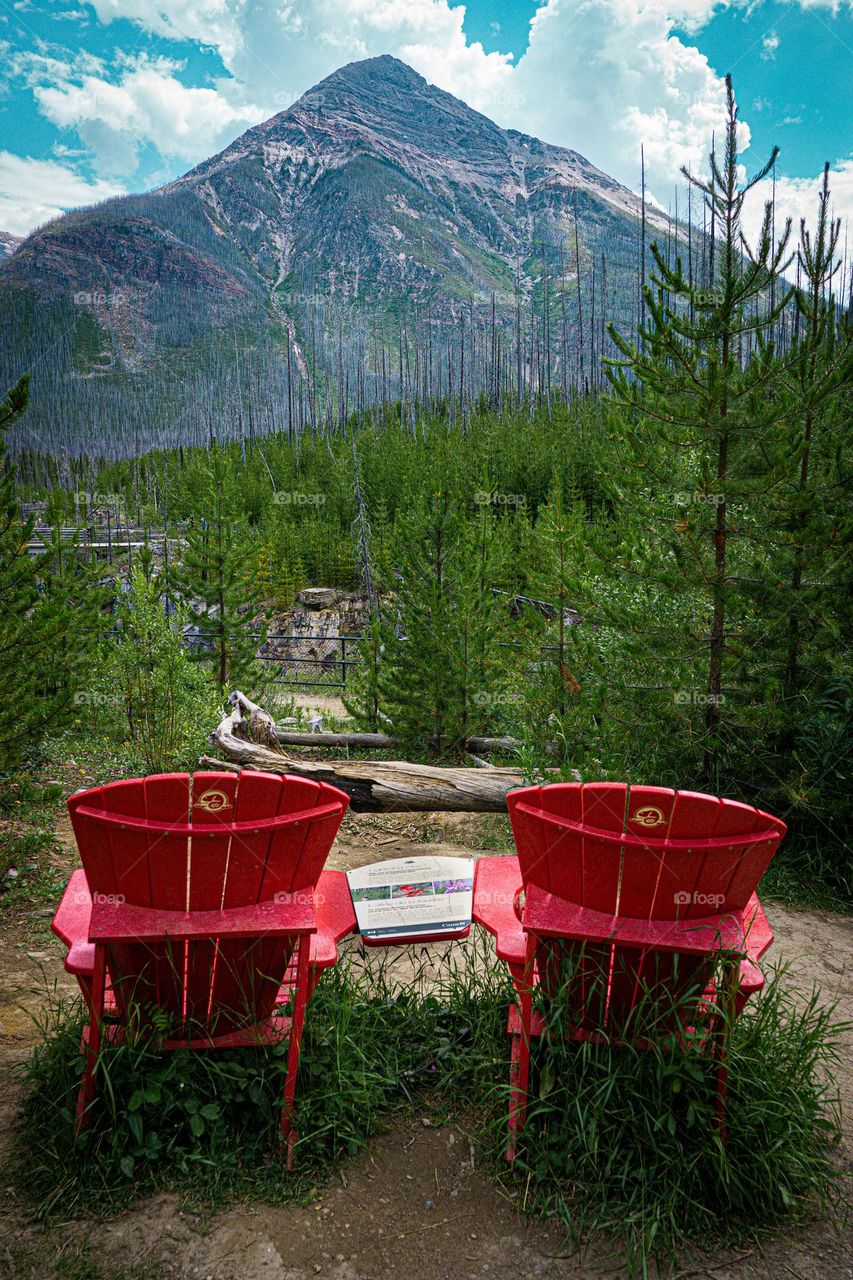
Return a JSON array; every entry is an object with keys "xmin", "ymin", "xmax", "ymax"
[
  {"xmin": 206, "ymin": 692, "xmax": 532, "ymax": 813},
  {"xmin": 270, "ymin": 728, "xmax": 554, "ymax": 756}
]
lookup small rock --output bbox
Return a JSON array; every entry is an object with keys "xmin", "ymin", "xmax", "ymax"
[{"xmin": 298, "ymin": 587, "xmax": 337, "ymax": 609}]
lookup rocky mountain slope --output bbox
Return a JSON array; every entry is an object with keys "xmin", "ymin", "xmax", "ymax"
[
  {"xmin": 1, "ymin": 56, "xmax": 666, "ymax": 457},
  {"xmin": 0, "ymin": 232, "xmax": 22, "ymax": 260}
]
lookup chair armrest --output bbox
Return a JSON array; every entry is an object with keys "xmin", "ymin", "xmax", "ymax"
[
  {"xmin": 51, "ymin": 869, "xmax": 92, "ymax": 948},
  {"xmin": 89, "ymin": 896, "xmax": 317, "ymax": 943},
  {"xmin": 472, "ymin": 857, "xmax": 527, "ymax": 965},
  {"xmin": 743, "ymin": 892, "xmax": 774, "ymax": 961},
  {"xmin": 310, "ymin": 870, "xmax": 357, "ymax": 969},
  {"xmin": 738, "ymin": 955, "xmax": 766, "ymax": 997}
]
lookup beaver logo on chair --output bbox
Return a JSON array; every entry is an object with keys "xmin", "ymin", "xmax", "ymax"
[
  {"xmin": 631, "ymin": 806, "xmax": 666, "ymax": 828},
  {"xmin": 195, "ymin": 789, "xmax": 232, "ymax": 813}
]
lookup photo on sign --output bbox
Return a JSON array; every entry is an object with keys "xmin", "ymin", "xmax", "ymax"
[
  {"xmin": 432, "ymin": 878, "xmax": 473, "ymax": 895},
  {"xmin": 391, "ymin": 881, "xmax": 433, "ymax": 898},
  {"xmin": 351, "ymin": 884, "xmax": 392, "ymax": 903}
]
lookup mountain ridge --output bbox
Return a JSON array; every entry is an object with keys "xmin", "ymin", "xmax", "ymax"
[{"xmin": 1, "ymin": 55, "xmax": 661, "ymax": 457}]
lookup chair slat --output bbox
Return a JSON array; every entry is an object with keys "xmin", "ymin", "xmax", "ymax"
[
  {"xmin": 581, "ymin": 782, "xmax": 627, "ymax": 914},
  {"xmin": 619, "ymin": 786, "xmax": 677, "ymax": 919},
  {"xmin": 508, "ymin": 784, "xmax": 553, "ymax": 892},
  {"xmin": 217, "ymin": 771, "xmax": 291, "ymax": 1028},
  {"xmin": 185, "ymin": 773, "xmax": 240, "ymax": 1027}
]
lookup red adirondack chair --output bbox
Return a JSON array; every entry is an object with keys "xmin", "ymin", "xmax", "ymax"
[
  {"xmin": 51, "ymin": 770, "xmax": 353, "ymax": 1161},
  {"xmin": 472, "ymin": 782, "xmax": 786, "ymax": 1159}
]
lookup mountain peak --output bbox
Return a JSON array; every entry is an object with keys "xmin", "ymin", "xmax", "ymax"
[
  {"xmin": 320, "ymin": 55, "xmax": 426, "ymax": 90},
  {"xmin": 1, "ymin": 56, "xmax": 658, "ymax": 456}
]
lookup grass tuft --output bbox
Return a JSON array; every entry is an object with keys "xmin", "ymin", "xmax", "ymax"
[{"xmin": 11, "ymin": 943, "xmax": 845, "ymax": 1275}]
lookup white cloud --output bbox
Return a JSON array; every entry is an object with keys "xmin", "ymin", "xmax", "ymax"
[
  {"xmin": 761, "ymin": 30, "xmax": 780, "ymax": 59},
  {"xmin": 10, "ymin": 0, "xmax": 852, "ymax": 236},
  {"xmin": 41, "ymin": 0, "xmax": 720, "ymax": 207},
  {"xmin": 500, "ymin": 0, "xmax": 732, "ymax": 207},
  {"xmin": 30, "ymin": 52, "xmax": 265, "ymax": 177},
  {"xmin": 88, "ymin": 0, "xmax": 240, "ymax": 61},
  {"xmin": 0, "ymin": 151, "xmax": 125, "ymax": 235},
  {"xmin": 743, "ymin": 157, "xmax": 853, "ymax": 249}
]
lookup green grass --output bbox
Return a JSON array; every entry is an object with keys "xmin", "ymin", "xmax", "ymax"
[
  {"xmin": 509, "ymin": 960, "xmax": 846, "ymax": 1273},
  {"xmin": 10, "ymin": 941, "xmax": 846, "ymax": 1275},
  {"xmin": 0, "ymin": 774, "xmax": 67, "ymax": 915},
  {"xmin": 0, "ymin": 1238, "xmax": 168, "ymax": 1280}
]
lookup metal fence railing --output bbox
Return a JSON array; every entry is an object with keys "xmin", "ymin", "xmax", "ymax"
[{"xmin": 183, "ymin": 631, "xmax": 363, "ymax": 690}]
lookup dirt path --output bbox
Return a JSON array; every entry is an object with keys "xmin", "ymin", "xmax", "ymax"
[{"xmin": 0, "ymin": 809, "xmax": 850, "ymax": 1279}]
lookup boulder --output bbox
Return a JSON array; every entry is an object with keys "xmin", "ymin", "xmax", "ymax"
[{"xmin": 298, "ymin": 587, "xmax": 338, "ymax": 609}]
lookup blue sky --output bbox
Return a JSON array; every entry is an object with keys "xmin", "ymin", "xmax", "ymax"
[{"xmin": 1, "ymin": 0, "xmax": 850, "ymax": 237}]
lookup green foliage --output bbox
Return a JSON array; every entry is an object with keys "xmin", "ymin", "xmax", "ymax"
[
  {"xmin": 0, "ymin": 774, "xmax": 65, "ymax": 913},
  {"xmin": 375, "ymin": 488, "xmax": 510, "ymax": 757},
  {"xmin": 14, "ymin": 951, "xmax": 844, "ymax": 1274},
  {"xmin": 343, "ymin": 612, "xmax": 390, "ymax": 731},
  {"xmin": 169, "ymin": 447, "xmax": 267, "ymax": 687},
  {"xmin": 0, "ymin": 376, "xmax": 109, "ymax": 771},
  {"xmin": 16, "ymin": 941, "xmax": 509, "ymax": 1212},
  {"xmin": 103, "ymin": 569, "xmax": 221, "ymax": 774},
  {"xmin": 515, "ymin": 964, "xmax": 844, "ymax": 1272},
  {"xmin": 604, "ymin": 77, "xmax": 796, "ymax": 782}
]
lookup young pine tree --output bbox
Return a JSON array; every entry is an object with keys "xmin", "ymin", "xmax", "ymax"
[
  {"xmin": 171, "ymin": 449, "xmax": 265, "ymax": 689},
  {"xmin": 0, "ymin": 376, "xmax": 108, "ymax": 768},
  {"xmin": 379, "ymin": 490, "xmax": 506, "ymax": 759},
  {"xmin": 605, "ymin": 76, "xmax": 794, "ymax": 783}
]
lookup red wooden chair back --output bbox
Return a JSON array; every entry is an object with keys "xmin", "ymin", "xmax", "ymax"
[
  {"xmin": 507, "ymin": 783, "xmax": 786, "ymax": 1034},
  {"xmin": 68, "ymin": 771, "xmax": 348, "ymax": 1037}
]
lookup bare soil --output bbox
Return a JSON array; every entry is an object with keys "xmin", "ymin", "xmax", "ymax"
[{"xmin": 0, "ymin": 808, "xmax": 850, "ymax": 1280}]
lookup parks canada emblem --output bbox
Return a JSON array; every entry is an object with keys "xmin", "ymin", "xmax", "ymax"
[
  {"xmin": 631, "ymin": 806, "xmax": 666, "ymax": 828},
  {"xmin": 195, "ymin": 789, "xmax": 231, "ymax": 813}
]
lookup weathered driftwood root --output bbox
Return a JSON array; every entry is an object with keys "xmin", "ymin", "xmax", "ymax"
[
  {"xmin": 270, "ymin": 728, "xmax": 539, "ymax": 756},
  {"xmin": 205, "ymin": 691, "xmax": 531, "ymax": 813}
]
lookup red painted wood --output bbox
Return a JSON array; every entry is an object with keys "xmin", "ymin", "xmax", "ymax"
[
  {"xmin": 214, "ymin": 771, "xmax": 287, "ymax": 1028},
  {"xmin": 61, "ymin": 770, "xmax": 349, "ymax": 1059},
  {"xmin": 186, "ymin": 773, "xmax": 240, "ymax": 1025},
  {"xmin": 88, "ymin": 896, "xmax": 316, "ymax": 942},
  {"xmin": 475, "ymin": 781, "xmax": 786, "ymax": 1158}
]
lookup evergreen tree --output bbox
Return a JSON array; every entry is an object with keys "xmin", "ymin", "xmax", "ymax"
[
  {"xmin": 776, "ymin": 164, "xmax": 852, "ymax": 705},
  {"xmin": 0, "ymin": 376, "xmax": 108, "ymax": 768},
  {"xmin": 105, "ymin": 569, "xmax": 220, "ymax": 774},
  {"xmin": 517, "ymin": 477, "xmax": 587, "ymax": 763},
  {"xmin": 170, "ymin": 448, "xmax": 265, "ymax": 688},
  {"xmin": 604, "ymin": 76, "xmax": 794, "ymax": 782},
  {"xmin": 379, "ymin": 489, "xmax": 506, "ymax": 758}
]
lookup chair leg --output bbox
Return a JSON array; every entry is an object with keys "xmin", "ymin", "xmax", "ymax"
[
  {"xmin": 507, "ymin": 938, "xmax": 536, "ymax": 1162},
  {"xmin": 75, "ymin": 945, "xmax": 107, "ymax": 1134},
  {"xmin": 281, "ymin": 935, "xmax": 311, "ymax": 1167}
]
